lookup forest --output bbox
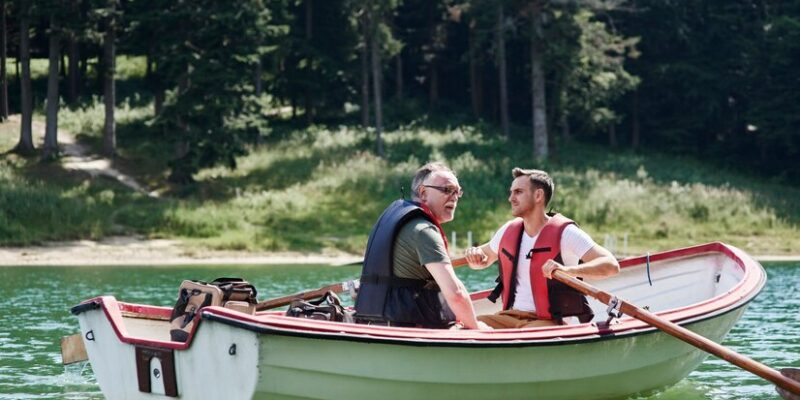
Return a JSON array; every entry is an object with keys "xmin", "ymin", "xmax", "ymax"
[{"xmin": 1, "ymin": 0, "xmax": 797, "ymax": 183}]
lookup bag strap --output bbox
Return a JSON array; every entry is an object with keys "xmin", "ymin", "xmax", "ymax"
[{"xmin": 210, "ymin": 277, "xmax": 258, "ymax": 302}]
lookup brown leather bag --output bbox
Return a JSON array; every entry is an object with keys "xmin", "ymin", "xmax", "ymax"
[
  {"xmin": 285, "ymin": 291, "xmax": 349, "ymax": 322},
  {"xmin": 169, "ymin": 278, "xmax": 258, "ymax": 342}
]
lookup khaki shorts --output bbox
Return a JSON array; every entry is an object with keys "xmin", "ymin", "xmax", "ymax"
[{"xmin": 477, "ymin": 309, "xmax": 560, "ymax": 329}]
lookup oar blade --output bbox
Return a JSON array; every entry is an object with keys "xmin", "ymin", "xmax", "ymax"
[
  {"xmin": 777, "ymin": 368, "xmax": 800, "ymax": 400},
  {"xmin": 61, "ymin": 333, "xmax": 88, "ymax": 365}
]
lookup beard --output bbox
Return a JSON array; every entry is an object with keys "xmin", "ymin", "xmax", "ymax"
[{"xmin": 510, "ymin": 202, "xmax": 532, "ymax": 217}]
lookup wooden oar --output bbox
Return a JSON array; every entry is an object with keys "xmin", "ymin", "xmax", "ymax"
[
  {"xmin": 255, "ymin": 257, "xmax": 470, "ymax": 311},
  {"xmin": 550, "ymin": 269, "xmax": 800, "ymax": 399},
  {"xmin": 255, "ymin": 280, "xmax": 358, "ymax": 311}
]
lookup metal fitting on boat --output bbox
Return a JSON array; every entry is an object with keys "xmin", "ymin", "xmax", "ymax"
[{"xmin": 605, "ymin": 296, "xmax": 623, "ymax": 325}]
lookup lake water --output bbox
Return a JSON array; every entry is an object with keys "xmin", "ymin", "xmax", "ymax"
[{"xmin": 0, "ymin": 262, "xmax": 797, "ymax": 399}]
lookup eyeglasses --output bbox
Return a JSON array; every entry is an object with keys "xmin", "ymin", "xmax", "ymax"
[{"xmin": 423, "ymin": 185, "xmax": 464, "ymax": 198}]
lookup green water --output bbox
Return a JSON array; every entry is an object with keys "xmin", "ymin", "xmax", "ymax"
[{"xmin": 0, "ymin": 263, "xmax": 797, "ymax": 399}]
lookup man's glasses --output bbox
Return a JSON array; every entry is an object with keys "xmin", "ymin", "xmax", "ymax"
[{"xmin": 423, "ymin": 185, "xmax": 464, "ymax": 198}]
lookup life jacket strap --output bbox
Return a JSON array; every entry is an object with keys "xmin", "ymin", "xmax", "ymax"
[
  {"xmin": 487, "ymin": 276, "xmax": 503, "ymax": 303},
  {"xmin": 526, "ymin": 247, "xmax": 552, "ymax": 259}
]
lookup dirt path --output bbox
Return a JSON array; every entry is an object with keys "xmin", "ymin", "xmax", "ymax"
[
  {"xmin": 7, "ymin": 114, "xmax": 156, "ymax": 197},
  {"xmin": 2, "ymin": 117, "xmax": 361, "ymax": 266}
]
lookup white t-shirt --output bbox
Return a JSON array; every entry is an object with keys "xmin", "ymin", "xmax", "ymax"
[{"xmin": 489, "ymin": 219, "xmax": 596, "ymax": 312}]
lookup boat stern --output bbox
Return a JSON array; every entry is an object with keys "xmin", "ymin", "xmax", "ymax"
[{"xmin": 72, "ymin": 296, "xmax": 261, "ymax": 399}]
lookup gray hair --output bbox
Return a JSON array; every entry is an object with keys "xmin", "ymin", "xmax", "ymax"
[
  {"xmin": 411, "ymin": 162, "xmax": 454, "ymax": 200},
  {"xmin": 512, "ymin": 167, "xmax": 554, "ymax": 206}
]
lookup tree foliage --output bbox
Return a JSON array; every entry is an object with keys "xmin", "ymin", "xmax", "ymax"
[
  {"xmin": 145, "ymin": 0, "xmax": 271, "ymax": 182},
  {"xmin": 6, "ymin": 0, "xmax": 799, "ymax": 183}
]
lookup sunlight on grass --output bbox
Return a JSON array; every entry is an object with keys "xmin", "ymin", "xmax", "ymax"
[
  {"xmin": 177, "ymin": 125, "xmax": 800, "ymax": 255},
  {"xmin": 6, "ymin": 55, "xmax": 147, "ymax": 81},
  {"xmin": 555, "ymin": 167, "xmax": 794, "ymax": 255},
  {"xmin": 57, "ymin": 96, "xmax": 152, "ymax": 138},
  {"xmin": 0, "ymin": 119, "xmax": 18, "ymax": 151},
  {"xmin": 1, "ymin": 107, "xmax": 798, "ymax": 255}
]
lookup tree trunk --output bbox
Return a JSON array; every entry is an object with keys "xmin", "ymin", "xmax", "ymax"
[
  {"xmin": 43, "ymin": 14, "xmax": 61, "ymax": 160},
  {"xmin": 305, "ymin": 0, "xmax": 313, "ymax": 39},
  {"xmin": 151, "ymin": 56, "xmax": 164, "ymax": 116},
  {"xmin": 395, "ymin": 51, "xmax": 403, "ymax": 99},
  {"xmin": 102, "ymin": 5, "xmax": 116, "ymax": 157},
  {"xmin": 427, "ymin": 2, "xmax": 438, "ymax": 110},
  {"xmin": 254, "ymin": 57, "xmax": 262, "ymax": 96},
  {"xmin": 360, "ymin": 13, "xmax": 370, "ymax": 127},
  {"xmin": 96, "ymin": 47, "xmax": 105, "ymax": 93},
  {"xmin": 16, "ymin": 0, "xmax": 34, "ymax": 155},
  {"xmin": 631, "ymin": 89, "xmax": 640, "ymax": 150},
  {"xmin": 497, "ymin": 2, "xmax": 509, "ymax": 137},
  {"xmin": 67, "ymin": 39, "xmax": 79, "ymax": 104},
  {"xmin": 303, "ymin": 0, "xmax": 313, "ymax": 125},
  {"xmin": 560, "ymin": 109, "xmax": 571, "ymax": 141},
  {"xmin": 0, "ymin": 0, "xmax": 8, "ymax": 120},
  {"xmin": 154, "ymin": 91, "xmax": 164, "ymax": 116},
  {"xmin": 80, "ymin": 49, "xmax": 88, "ymax": 82},
  {"xmin": 429, "ymin": 60, "xmax": 439, "ymax": 109},
  {"xmin": 147, "ymin": 55, "xmax": 162, "ymax": 116},
  {"xmin": 369, "ymin": 8, "xmax": 384, "ymax": 158},
  {"xmin": 67, "ymin": 0, "xmax": 79, "ymax": 106},
  {"xmin": 168, "ymin": 70, "xmax": 192, "ymax": 184},
  {"xmin": 60, "ymin": 52, "xmax": 67, "ymax": 77},
  {"xmin": 469, "ymin": 20, "xmax": 480, "ymax": 118},
  {"xmin": 609, "ymin": 123, "xmax": 617, "ymax": 148},
  {"xmin": 530, "ymin": 3, "xmax": 548, "ymax": 160}
]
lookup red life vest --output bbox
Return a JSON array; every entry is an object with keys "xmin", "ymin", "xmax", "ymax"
[{"xmin": 496, "ymin": 214, "xmax": 593, "ymax": 322}]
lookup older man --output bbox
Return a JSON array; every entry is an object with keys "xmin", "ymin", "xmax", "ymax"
[
  {"xmin": 464, "ymin": 168, "xmax": 619, "ymax": 329},
  {"xmin": 355, "ymin": 162, "xmax": 482, "ymax": 329}
]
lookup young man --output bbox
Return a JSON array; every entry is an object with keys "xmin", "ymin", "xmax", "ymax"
[
  {"xmin": 464, "ymin": 168, "xmax": 619, "ymax": 329},
  {"xmin": 355, "ymin": 162, "xmax": 483, "ymax": 329}
]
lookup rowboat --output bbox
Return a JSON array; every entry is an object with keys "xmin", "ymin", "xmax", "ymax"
[{"xmin": 71, "ymin": 242, "xmax": 767, "ymax": 399}]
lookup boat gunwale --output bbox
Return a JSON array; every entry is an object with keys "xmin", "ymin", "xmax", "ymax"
[
  {"xmin": 201, "ymin": 296, "xmax": 754, "ymax": 348},
  {"xmin": 72, "ymin": 241, "xmax": 765, "ymax": 349}
]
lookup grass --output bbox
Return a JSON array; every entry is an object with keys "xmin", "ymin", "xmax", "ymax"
[
  {"xmin": 5, "ymin": 55, "xmax": 147, "ymax": 81},
  {"xmin": 1, "ymin": 55, "xmax": 798, "ymax": 256}
]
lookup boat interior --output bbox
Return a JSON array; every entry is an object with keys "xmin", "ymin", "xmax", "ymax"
[{"xmin": 107, "ymin": 248, "xmax": 747, "ymax": 345}]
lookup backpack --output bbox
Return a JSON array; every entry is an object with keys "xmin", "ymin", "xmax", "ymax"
[
  {"xmin": 169, "ymin": 277, "xmax": 258, "ymax": 342},
  {"xmin": 285, "ymin": 291, "xmax": 352, "ymax": 323}
]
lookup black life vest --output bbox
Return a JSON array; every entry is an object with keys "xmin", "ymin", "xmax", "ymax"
[
  {"xmin": 354, "ymin": 199, "xmax": 455, "ymax": 328},
  {"xmin": 490, "ymin": 214, "xmax": 594, "ymax": 323}
]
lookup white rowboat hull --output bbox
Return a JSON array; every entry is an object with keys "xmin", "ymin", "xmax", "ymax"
[{"xmin": 73, "ymin": 242, "xmax": 765, "ymax": 399}]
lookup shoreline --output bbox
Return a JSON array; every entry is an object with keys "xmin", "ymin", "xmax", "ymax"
[
  {"xmin": 0, "ymin": 237, "xmax": 797, "ymax": 267},
  {"xmin": 0, "ymin": 237, "xmax": 362, "ymax": 267}
]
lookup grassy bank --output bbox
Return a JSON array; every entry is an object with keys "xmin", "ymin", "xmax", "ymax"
[
  {"xmin": 2, "ymin": 55, "xmax": 798, "ymax": 255},
  {"xmin": 2, "ymin": 105, "xmax": 799, "ymax": 256}
]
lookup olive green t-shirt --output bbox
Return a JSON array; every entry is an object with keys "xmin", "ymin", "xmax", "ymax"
[{"xmin": 392, "ymin": 217, "xmax": 450, "ymax": 279}]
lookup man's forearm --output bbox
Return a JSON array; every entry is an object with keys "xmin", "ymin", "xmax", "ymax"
[
  {"xmin": 563, "ymin": 256, "xmax": 620, "ymax": 279},
  {"xmin": 443, "ymin": 284, "xmax": 480, "ymax": 329},
  {"xmin": 449, "ymin": 296, "xmax": 480, "ymax": 329}
]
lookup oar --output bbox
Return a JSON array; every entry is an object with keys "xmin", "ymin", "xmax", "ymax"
[
  {"xmin": 550, "ymin": 269, "xmax": 800, "ymax": 399},
  {"xmin": 255, "ymin": 257, "xmax": 470, "ymax": 311},
  {"xmin": 255, "ymin": 280, "xmax": 358, "ymax": 311}
]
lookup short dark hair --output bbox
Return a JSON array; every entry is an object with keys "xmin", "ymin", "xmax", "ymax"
[
  {"xmin": 512, "ymin": 168, "xmax": 554, "ymax": 206},
  {"xmin": 411, "ymin": 162, "xmax": 454, "ymax": 200}
]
